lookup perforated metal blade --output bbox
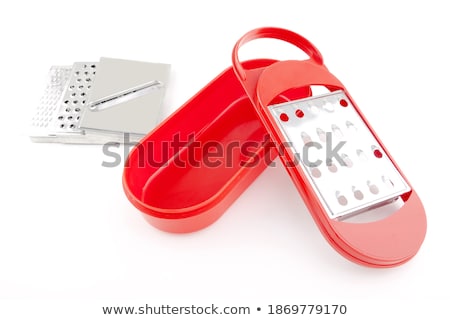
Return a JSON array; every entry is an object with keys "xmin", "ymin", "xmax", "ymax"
[
  {"xmin": 269, "ymin": 90, "xmax": 410, "ymax": 219},
  {"xmin": 30, "ymin": 66, "xmax": 72, "ymax": 142},
  {"xmin": 55, "ymin": 62, "xmax": 98, "ymax": 135}
]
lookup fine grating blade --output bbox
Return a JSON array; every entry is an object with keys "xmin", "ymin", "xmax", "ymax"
[
  {"xmin": 30, "ymin": 66, "xmax": 72, "ymax": 141},
  {"xmin": 269, "ymin": 90, "xmax": 410, "ymax": 219}
]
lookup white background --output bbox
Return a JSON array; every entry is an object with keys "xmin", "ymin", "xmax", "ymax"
[{"xmin": 1, "ymin": 0, "xmax": 449, "ymax": 318}]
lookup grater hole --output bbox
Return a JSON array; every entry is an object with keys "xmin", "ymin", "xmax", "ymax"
[
  {"xmin": 332, "ymin": 124, "xmax": 343, "ymax": 138},
  {"xmin": 75, "ymin": 71, "xmax": 80, "ymax": 75},
  {"xmin": 84, "ymin": 71, "xmax": 89, "ymax": 75},
  {"xmin": 60, "ymin": 124, "xmax": 65, "ymax": 128},
  {"xmin": 337, "ymin": 194, "xmax": 348, "ymax": 206},
  {"xmin": 382, "ymin": 176, "xmax": 394, "ymax": 188},
  {"xmin": 346, "ymin": 120, "xmax": 356, "ymax": 132},
  {"xmin": 58, "ymin": 116, "xmax": 64, "ymax": 120},
  {"xmin": 69, "ymin": 85, "xmax": 75, "ymax": 90},
  {"xmin": 301, "ymin": 132, "xmax": 312, "ymax": 144},
  {"xmin": 316, "ymin": 128, "xmax": 326, "ymax": 142},
  {"xmin": 368, "ymin": 181, "xmax": 379, "ymax": 194},
  {"xmin": 353, "ymin": 187, "xmax": 364, "ymax": 200},
  {"xmin": 280, "ymin": 113, "xmax": 289, "ymax": 122},
  {"xmin": 80, "ymin": 92, "xmax": 86, "ymax": 96},
  {"xmin": 311, "ymin": 167, "xmax": 321, "ymax": 178},
  {"xmin": 356, "ymin": 149, "xmax": 368, "ymax": 161},
  {"xmin": 71, "ymin": 93, "xmax": 76, "ymax": 97},
  {"xmin": 373, "ymin": 148, "xmax": 383, "ymax": 158},
  {"xmin": 81, "ymin": 100, "xmax": 86, "ymax": 105},
  {"xmin": 65, "ymin": 107, "xmax": 71, "ymax": 112},
  {"xmin": 342, "ymin": 154, "xmax": 353, "ymax": 167},
  {"xmin": 64, "ymin": 100, "xmax": 69, "ymax": 104},
  {"xmin": 68, "ymin": 116, "xmax": 73, "ymax": 120},
  {"xmin": 295, "ymin": 109, "xmax": 304, "ymax": 118},
  {"xmin": 76, "ymin": 78, "xmax": 82, "ymax": 82},
  {"xmin": 78, "ymin": 85, "xmax": 84, "ymax": 90},
  {"xmin": 340, "ymin": 99, "xmax": 348, "ymax": 107},
  {"xmin": 323, "ymin": 102, "xmax": 334, "ymax": 112},
  {"xmin": 69, "ymin": 124, "xmax": 75, "ymax": 129},
  {"xmin": 310, "ymin": 105, "xmax": 320, "ymax": 114},
  {"xmin": 76, "ymin": 116, "xmax": 80, "ymax": 120},
  {"xmin": 85, "ymin": 78, "xmax": 91, "ymax": 82},
  {"xmin": 74, "ymin": 108, "xmax": 81, "ymax": 112},
  {"xmin": 327, "ymin": 162, "xmax": 338, "ymax": 173},
  {"xmin": 91, "ymin": 64, "xmax": 96, "ymax": 68},
  {"xmin": 72, "ymin": 100, "xmax": 78, "ymax": 104}
]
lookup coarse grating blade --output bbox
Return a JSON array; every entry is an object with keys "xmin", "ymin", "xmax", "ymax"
[
  {"xmin": 269, "ymin": 90, "xmax": 411, "ymax": 219},
  {"xmin": 54, "ymin": 62, "xmax": 97, "ymax": 134}
]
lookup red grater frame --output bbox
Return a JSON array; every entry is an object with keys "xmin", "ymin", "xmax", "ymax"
[{"xmin": 232, "ymin": 27, "xmax": 427, "ymax": 267}]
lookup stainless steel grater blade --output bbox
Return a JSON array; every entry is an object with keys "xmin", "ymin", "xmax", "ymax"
[{"xmin": 269, "ymin": 90, "xmax": 411, "ymax": 220}]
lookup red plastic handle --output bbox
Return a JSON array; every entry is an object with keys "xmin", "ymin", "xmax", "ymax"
[{"xmin": 232, "ymin": 27, "xmax": 324, "ymax": 81}]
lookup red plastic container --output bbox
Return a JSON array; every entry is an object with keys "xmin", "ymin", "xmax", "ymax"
[{"xmin": 123, "ymin": 59, "xmax": 311, "ymax": 233}]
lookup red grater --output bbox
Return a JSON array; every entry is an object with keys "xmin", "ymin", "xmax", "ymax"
[{"xmin": 232, "ymin": 27, "xmax": 426, "ymax": 267}]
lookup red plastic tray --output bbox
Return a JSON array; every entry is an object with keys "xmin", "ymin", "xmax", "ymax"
[{"xmin": 123, "ymin": 59, "xmax": 310, "ymax": 233}]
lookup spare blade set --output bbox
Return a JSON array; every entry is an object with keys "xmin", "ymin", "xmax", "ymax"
[
  {"xmin": 32, "ymin": 28, "xmax": 426, "ymax": 267},
  {"xmin": 30, "ymin": 57, "xmax": 170, "ymax": 144}
]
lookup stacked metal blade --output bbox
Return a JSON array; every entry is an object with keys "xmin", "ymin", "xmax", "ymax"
[{"xmin": 30, "ymin": 58, "xmax": 170, "ymax": 144}]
